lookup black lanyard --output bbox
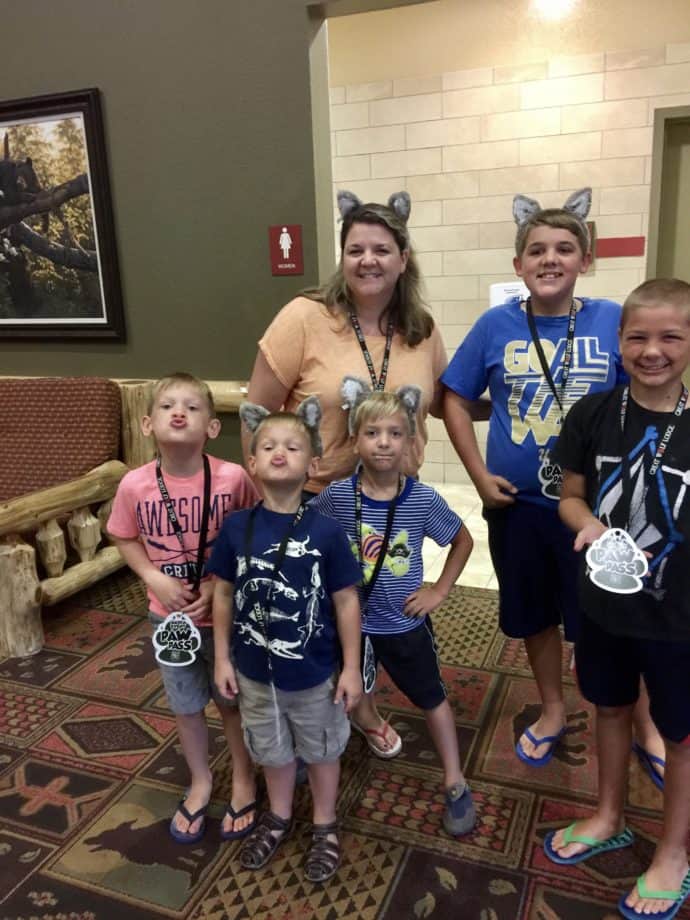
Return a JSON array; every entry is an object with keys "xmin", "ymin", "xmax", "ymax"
[
  {"xmin": 619, "ymin": 385, "xmax": 688, "ymax": 528},
  {"xmin": 355, "ymin": 473, "xmax": 401, "ymax": 607},
  {"xmin": 242, "ymin": 502, "xmax": 305, "ymax": 666},
  {"xmin": 525, "ymin": 297, "xmax": 578, "ymax": 417},
  {"xmin": 156, "ymin": 454, "xmax": 211, "ymax": 592},
  {"xmin": 349, "ymin": 308, "xmax": 394, "ymax": 391}
]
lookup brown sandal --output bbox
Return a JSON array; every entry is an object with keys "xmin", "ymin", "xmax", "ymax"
[
  {"xmin": 304, "ymin": 821, "xmax": 340, "ymax": 883},
  {"xmin": 239, "ymin": 811, "xmax": 292, "ymax": 870}
]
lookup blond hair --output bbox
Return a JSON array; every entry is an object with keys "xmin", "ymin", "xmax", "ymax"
[
  {"xmin": 249, "ymin": 411, "xmax": 322, "ymax": 457},
  {"xmin": 351, "ymin": 390, "xmax": 412, "ymax": 437},
  {"xmin": 515, "ymin": 209, "xmax": 590, "ymax": 259},
  {"xmin": 148, "ymin": 372, "xmax": 215, "ymax": 415},
  {"xmin": 621, "ymin": 278, "xmax": 690, "ymax": 328}
]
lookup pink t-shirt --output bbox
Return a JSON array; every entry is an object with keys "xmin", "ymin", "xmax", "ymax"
[
  {"xmin": 259, "ymin": 296, "xmax": 447, "ymax": 491},
  {"xmin": 108, "ymin": 455, "xmax": 258, "ymax": 623}
]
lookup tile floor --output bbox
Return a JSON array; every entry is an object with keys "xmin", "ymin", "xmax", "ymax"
[{"xmin": 423, "ymin": 482, "xmax": 497, "ymax": 590}]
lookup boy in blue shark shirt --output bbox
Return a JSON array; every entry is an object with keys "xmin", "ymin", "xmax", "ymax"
[{"xmin": 313, "ymin": 379, "xmax": 475, "ymax": 837}]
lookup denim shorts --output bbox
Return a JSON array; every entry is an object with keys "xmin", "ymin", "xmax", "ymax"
[
  {"xmin": 237, "ymin": 672, "xmax": 350, "ymax": 767},
  {"xmin": 149, "ymin": 614, "xmax": 237, "ymax": 716}
]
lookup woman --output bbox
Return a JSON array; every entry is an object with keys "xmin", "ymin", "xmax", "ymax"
[{"xmin": 244, "ymin": 189, "xmax": 447, "ymax": 755}]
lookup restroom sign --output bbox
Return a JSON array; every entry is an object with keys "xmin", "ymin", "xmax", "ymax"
[{"xmin": 269, "ymin": 224, "xmax": 304, "ymax": 275}]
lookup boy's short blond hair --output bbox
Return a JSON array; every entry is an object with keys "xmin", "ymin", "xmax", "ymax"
[
  {"xmin": 351, "ymin": 391, "xmax": 412, "ymax": 437},
  {"xmin": 249, "ymin": 412, "xmax": 322, "ymax": 457},
  {"xmin": 148, "ymin": 372, "xmax": 215, "ymax": 415},
  {"xmin": 515, "ymin": 209, "xmax": 590, "ymax": 259},
  {"xmin": 621, "ymin": 278, "xmax": 690, "ymax": 328}
]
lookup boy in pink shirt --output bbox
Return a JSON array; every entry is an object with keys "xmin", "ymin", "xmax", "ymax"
[{"xmin": 109, "ymin": 372, "xmax": 259, "ymax": 844}]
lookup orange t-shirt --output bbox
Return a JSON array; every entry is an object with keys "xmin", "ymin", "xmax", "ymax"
[{"xmin": 259, "ymin": 297, "xmax": 447, "ymax": 492}]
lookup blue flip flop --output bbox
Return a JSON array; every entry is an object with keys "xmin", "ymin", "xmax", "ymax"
[
  {"xmin": 515, "ymin": 726, "xmax": 566, "ymax": 767},
  {"xmin": 169, "ymin": 799, "xmax": 208, "ymax": 844},
  {"xmin": 220, "ymin": 799, "xmax": 258, "ymax": 841},
  {"xmin": 632, "ymin": 741, "xmax": 665, "ymax": 791},
  {"xmin": 618, "ymin": 869, "xmax": 690, "ymax": 920},
  {"xmin": 544, "ymin": 823, "xmax": 633, "ymax": 865}
]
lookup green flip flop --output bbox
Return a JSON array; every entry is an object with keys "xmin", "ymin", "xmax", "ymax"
[
  {"xmin": 544, "ymin": 822, "xmax": 633, "ymax": 865},
  {"xmin": 618, "ymin": 870, "xmax": 690, "ymax": 920}
]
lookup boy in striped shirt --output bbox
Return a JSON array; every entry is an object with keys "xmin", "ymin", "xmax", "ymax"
[{"xmin": 312, "ymin": 381, "xmax": 476, "ymax": 836}]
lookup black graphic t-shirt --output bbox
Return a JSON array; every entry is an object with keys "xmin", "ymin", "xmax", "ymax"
[{"xmin": 555, "ymin": 385, "xmax": 690, "ymax": 640}]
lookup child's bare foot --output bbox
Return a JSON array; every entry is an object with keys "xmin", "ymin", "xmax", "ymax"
[
  {"xmin": 171, "ymin": 771, "xmax": 213, "ymax": 837},
  {"xmin": 516, "ymin": 711, "xmax": 565, "ymax": 764},
  {"xmin": 621, "ymin": 855, "xmax": 690, "ymax": 917},
  {"xmin": 548, "ymin": 814, "xmax": 624, "ymax": 861},
  {"xmin": 221, "ymin": 773, "xmax": 258, "ymax": 838}
]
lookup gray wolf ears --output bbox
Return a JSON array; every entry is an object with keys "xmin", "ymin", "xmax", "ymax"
[
  {"xmin": 512, "ymin": 187, "xmax": 592, "ymax": 225},
  {"xmin": 341, "ymin": 376, "xmax": 372, "ymax": 436},
  {"xmin": 336, "ymin": 189, "xmax": 412, "ymax": 224},
  {"xmin": 396, "ymin": 384, "xmax": 421, "ymax": 435},
  {"xmin": 295, "ymin": 395, "xmax": 323, "ymax": 457},
  {"xmin": 239, "ymin": 402, "xmax": 270, "ymax": 432}
]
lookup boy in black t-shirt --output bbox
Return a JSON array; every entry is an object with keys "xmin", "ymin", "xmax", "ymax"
[{"xmin": 543, "ymin": 279, "xmax": 690, "ymax": 920}]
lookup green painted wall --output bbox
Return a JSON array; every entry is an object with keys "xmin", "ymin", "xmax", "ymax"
[{"xmin": 0, "ymin": 0, "xmax": 324, "ymax": 459}]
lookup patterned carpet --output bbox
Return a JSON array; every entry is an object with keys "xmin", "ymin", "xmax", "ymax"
[{"xmin": 0, "ymin": 573, "xmax": 680, "ymax": 919}]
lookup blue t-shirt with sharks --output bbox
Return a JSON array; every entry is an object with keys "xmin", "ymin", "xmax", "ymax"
[{"xmin": 207, "ymin": 504, "xmax": 360, "ymax": 690}]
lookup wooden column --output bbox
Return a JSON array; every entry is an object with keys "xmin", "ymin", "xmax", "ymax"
[
  {"xmin": 0, "ymin": 537, "xmax": 43, "ymax": 658},
  {"xmin": 119, "ymin": 381, "xmax": 155, "ymax": 468}
]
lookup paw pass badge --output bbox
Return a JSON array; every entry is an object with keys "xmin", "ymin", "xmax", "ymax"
[
  {"xmin": 152, "ymin": 612, "xmax": 202, "ymax": 666},
  {"xmin": 585, "ymin": 528, "xmax": 648, "ymax": 595}
]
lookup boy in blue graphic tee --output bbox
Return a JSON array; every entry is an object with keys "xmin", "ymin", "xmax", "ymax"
[
  {"xmin": 208, "ymin": 397, "xmax": 362, "ymax": 883},
  {"xmin": 312, "ymin": 381, "xmax": 475, "ymax": 836},
  {"xmin": 544, "ymin": 279, "xmax": 690, "ymax": 919},
  {"xmin": 443, "ymin": 189, "xmax": 629, "ymax": 769}
]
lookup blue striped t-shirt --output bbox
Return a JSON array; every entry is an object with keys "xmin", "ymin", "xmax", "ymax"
[{"xmin": 312, "ymin": 476, "xmax": 462, "ymax": 635}]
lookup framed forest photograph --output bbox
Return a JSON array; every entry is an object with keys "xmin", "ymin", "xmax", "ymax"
[{"xmin": 0, "ymin": 88, "xmax": 125, "ymax": 339}]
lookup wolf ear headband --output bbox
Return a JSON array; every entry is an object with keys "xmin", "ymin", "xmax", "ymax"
[
  {"xmin": 239, "ymin": 395, "xmax": 323, "ymax": 456},
  {"xmin": 337, "ymin": 189, "xmax": 412, "ymax": 226},
  {"xmin": 512, "ymin": 187, "xmax": 592, "ymax": 226},
  {"xmin": 341, "ymin": 375, "xmax": 421, "ymax": 436}
]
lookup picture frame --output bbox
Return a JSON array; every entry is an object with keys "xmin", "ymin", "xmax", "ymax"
[{"xmin": 0, "ymin": 87, "xmax": 125, "ymax": 340}]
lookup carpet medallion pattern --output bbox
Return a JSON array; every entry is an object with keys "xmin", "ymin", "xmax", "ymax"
[{"xmin": 0, "ymin": 574, "xmax": 683, "ymax": 919}]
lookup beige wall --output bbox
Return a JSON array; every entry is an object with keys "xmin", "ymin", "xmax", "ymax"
[{"xmin": 328, "ymin": 1, "xmax": 690, "ymax": 483}]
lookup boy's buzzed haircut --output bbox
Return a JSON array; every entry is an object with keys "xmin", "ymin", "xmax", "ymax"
[
  {"xmin": 351, "ymin": 391, "xmax": 411, "ymax": 437},
  {"xmin": 149, "ymin": 372, "xmax": 216, "ymax": 415},
  {"xmin": 249, "ymin": 411, "xmax": 322, "ymax": 457},
  {"xmin": 621, "ymin": 278, "xmax": 690, "ymax": 328},
  {"xmin": 515, "ymin": 208, "xmax": 590, "ymax": 259}
]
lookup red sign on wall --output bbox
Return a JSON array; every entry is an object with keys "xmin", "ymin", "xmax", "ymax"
[{"xmin": 268, "ymin": 224, "xmax": 304, "ymax": 275}]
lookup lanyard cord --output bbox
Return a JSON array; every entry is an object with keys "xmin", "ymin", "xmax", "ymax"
[
  {"xmin": 242, "ymin": 502, "xmax": 306, "ymax": 674},
  {"xmin": 524, "ymin": 297, "xmax": 578, "ymax": 418},
  {"xmin": 355, "ymin": 472, "xmax": 402, "ymax": 615},
  {"xmin": 619, "ymin": 385, "xmax": 688, "ymax": 530},
  {"xmin": 349, "ymin": 308, "xmax": 395, "ymax": 391},
  {"xmin": 156, "ymin": 454, "xmax": 211, "ymax": 592}
]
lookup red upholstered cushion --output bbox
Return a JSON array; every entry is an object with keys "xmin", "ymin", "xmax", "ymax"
[{"xmin": 0, "ymin": 377, "xmax": 121, "ymax": 503}]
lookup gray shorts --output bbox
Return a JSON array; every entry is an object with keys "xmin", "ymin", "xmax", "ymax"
[
  {"xmin": 149, "ymin": 614, "xmax": 237, "ymax": 716},
  {"xmin": 237, "ymin": 672, "xmax": 350, "ymax": 768}
]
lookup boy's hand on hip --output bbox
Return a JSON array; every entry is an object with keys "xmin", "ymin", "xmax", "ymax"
[
  {"xmin": 477, "ymin": 472, "xmax": 517, "ymax": 508},
  {"xmin": 215, "ymin": 659, "xmax": 238, "ymax": 699},
  {"xmin": 335, "ymin": 666, "xmax": 362, "ymax": 713},
  {"xmin": 403, "ymin": 585, "xmax": 445, "ymax": 617},
  {"xmin": 146, "ymin": 570, "xmax": 196, "ymax": 612},
  {"xmin": 574, "ymin": 521, "xmax": 607, "ymax": 552}
]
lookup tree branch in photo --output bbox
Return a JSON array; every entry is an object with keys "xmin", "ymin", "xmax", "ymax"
[
  {"xmin": 0, "ymin": 173, "xmax": 89, "ymax": 230},
  {"xmin": 10, "ymin": 221, "xmax": 97, "ymax": 272}
]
